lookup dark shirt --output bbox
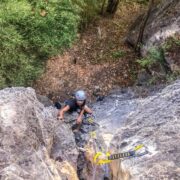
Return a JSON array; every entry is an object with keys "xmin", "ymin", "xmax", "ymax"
[{"xmin": 65, "ymin": 99, "xmax": 85, "ymax": 113}]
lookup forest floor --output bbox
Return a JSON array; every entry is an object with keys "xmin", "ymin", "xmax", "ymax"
[{"xmin": 33, "ymin": 2, "xmax": 147, "ymax": 102}]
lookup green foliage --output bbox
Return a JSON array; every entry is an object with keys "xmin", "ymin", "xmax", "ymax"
[
  {"xmin": 0, "ymin": 0, "xmax": 105, "ymax": 88},
  {"xmin": 0, "ymin": 23, "xmax": 41, "ymax": 87},
  {"xmin": 72, "ymin": 0, "xmax": 103, "ymax": 28},
  {"xmin": 147, "ymin": 76, "xmax": 157, "ymax": 85},
  {"xmin": 24, "ymin": 0, "xmax": 80, "ymax": 56},
  {"xmin": 163, "ymin": 36, "xmax": 180, "ymax": 50},
  {"xmin": 174, "ymin": 38, "xmax": 180, "ymax": 46},
  {"xmin": 166, "ymin": 73, "xmax": 179, "ymax": 83},
  {"xmin": 0, "ymin": 0, "xmax": 81, "ymax": 88},
  {"xmin": 112, "ymin": 50, "xmax": 126, "ymax": 58},
  {"xmin": 137, "ymin": 48, "xmax": 164, "ymax": 68}
]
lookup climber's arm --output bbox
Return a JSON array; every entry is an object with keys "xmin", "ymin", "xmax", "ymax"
[
  {"xmin": 58, "ymin": 105, "xmax": 70, "ymax": 120},
  {"xmin": 76, "ymin": 108, "xmax": 85, "ymax": 124},
  {"xmin": 84, "ymin": 105, "xmax": 93, "ymax": 114}
]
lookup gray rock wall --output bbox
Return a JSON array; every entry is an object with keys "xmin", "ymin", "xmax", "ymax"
[
  {"xmin": 126, "ymin": 0, "xmax": 180, "ymax": 56},
  {"xmin": 109, "ymin": 80, "xmax": 180, "ymax": 179},
  {"xmin": 0, "ymin": 87, "xmax": 78, "ymax": 180}
]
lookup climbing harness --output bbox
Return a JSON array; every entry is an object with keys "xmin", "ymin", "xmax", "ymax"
[
  {"xmin": 83, "ymin": 115, "xmax": 100, "ymax": 127},
  {"xmin": 64, "ymin": 114, "xmax": 99, "ymax": 130},
  {"xmin": 90, "ymin": 131, "xmax": 97, "ymax": 139},
  {"xmin": 87, "ymin": 116, "xmax": 94, "ymax": 124},
  {"xmin": 94, "ymin": 144, "xmax": 148, "ymax": 165}
]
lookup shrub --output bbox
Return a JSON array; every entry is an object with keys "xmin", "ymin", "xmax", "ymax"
[
  {"xmin": 112, "ymin": 50, "xmax": 126, "ymax": 58},
  {"xmin": 0, "ymin": 0, "xmax": 80, "ymax": 88},
  {"xmin": 137, "ymin": 47, "xmax": 164, "ymax": 68},
  {"xmin": 163, "ymin": 35, "xmax": 180, "ymax": 50},
  {"xmin": 73, "ymin": 0, "xmax": 103, "ymax": 28}
]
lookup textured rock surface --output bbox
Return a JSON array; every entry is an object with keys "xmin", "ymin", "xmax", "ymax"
[
  {"xmin": 70, "ymin": 117, "xmax": 107, "ymax": 180},
  {"xmin": 94, "ymin": 85, "xmax": 165, "ymax": 146},
  {"xmin": 0, "ymin": 87, "xmax": 78, "ymax": 180},
  {"xmin": 0, "ymin": 80, "xmax": 179, "ymax": 180},
  {"xmin": 109, "ymin": 80, "xmax": 180, "ymax": 179},
  {"xmin": 126, "ymin": 0, "xmax": 180, "ymax": 56},
  {"xmin": 36, "ymin": 94, "xmax": 53, "ymax": 107},
  {"xmin": 93, "ymin": 80, "xmax": 180, "ymax": 179}
]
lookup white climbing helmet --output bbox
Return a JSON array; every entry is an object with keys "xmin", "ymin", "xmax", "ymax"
[{"xmin": 75, "ymin": 90, "xmax": 86, "ymax": 101}]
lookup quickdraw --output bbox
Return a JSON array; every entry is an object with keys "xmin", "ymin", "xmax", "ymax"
[
  {"xmin": 94, "ymin": 144, "xmax": 148, "ymax": 165},
  {"xmin": 94, "ymin": 152, "xmax": 112, "ymax": 165},
  {"xmin": 85, "ymin": 116, "xmax": 100, "ymax": 127},
  {"xmin": 90, "ymin": 131, "xmax": 97, "ymax": 139},
  {"xmin": 87, "ymin": 117, "xmax": 94, "ymax": 124}
]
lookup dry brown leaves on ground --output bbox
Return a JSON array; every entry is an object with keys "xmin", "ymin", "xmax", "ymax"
[{"xmin": 33, "ymin": 2, "xmax": 146, "ymax": 101}]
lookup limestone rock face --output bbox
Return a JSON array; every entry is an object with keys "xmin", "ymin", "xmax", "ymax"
[
  {"xmin": 1, "ymin": 81, "xmax": 179, "ymax": 180},
  {"xmin": 126, "ymin": 0, "xmax": 180, "ymax": 56},
  {"xmin": 0, "ymin": 87, "xmax": 78, "ymax": 180},
  {"xmin": 109, "ymin": 80, "xmax": 180, "ymax": 179}
]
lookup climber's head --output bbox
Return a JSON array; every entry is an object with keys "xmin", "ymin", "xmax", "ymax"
[{"xmin": 75, "ymin": 90, "xmax": 86, "ymax": 105}]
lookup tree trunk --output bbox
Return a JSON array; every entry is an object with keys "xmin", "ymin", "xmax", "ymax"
[
  {"xmin": 106, "ymin": 0, "xmax": 120, "ymax": 14},
  {"xmin": 135, "ymin": 0, "xmax": 155, "ymax": 54},
  {"xmin": 100, "ymin": 0, "xmax": 107, "ymax": 15}
]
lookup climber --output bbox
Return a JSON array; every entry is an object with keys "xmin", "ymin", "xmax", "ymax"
[{"xmin": 57, "ymin": 90, "xmax": 93, "ymax": 125}]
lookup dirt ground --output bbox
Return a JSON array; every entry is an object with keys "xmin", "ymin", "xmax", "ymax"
[{"xmin": 33, "ymin": 2, "xmax": 146, "ymax": 102}]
